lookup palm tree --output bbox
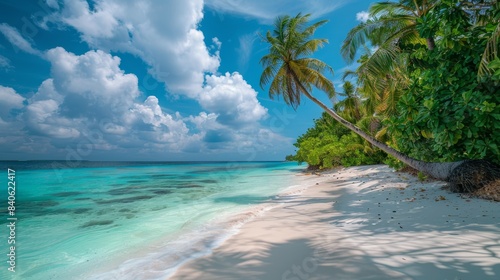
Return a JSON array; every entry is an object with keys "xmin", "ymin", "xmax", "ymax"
[
  {"xmin": 342, "ymin": 0, "xmax": 436, "ymax": 64},
  {"xmin": 471, "ymin": 0, "xmax": 500, "ymax": 78},
  {"xmin": 334, "ymin": 81, "xmax": 362, "ymax": 123},
  {"xmin": 260, "ymin": 13, "xmax": 499, "ymax": 192},
  {"xmin": 340, "ymin": 0, "xmax": 436, "ymax": 114}
]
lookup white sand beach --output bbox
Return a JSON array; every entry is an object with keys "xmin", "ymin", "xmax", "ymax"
[{"xmin": 170, "ymin": 164, "xmax": 500, "ymax": 280}]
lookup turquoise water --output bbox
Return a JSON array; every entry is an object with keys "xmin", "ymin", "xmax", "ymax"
[{"xmin": 0, "ymin": 161, "xmax": 303, "ymax": 279}]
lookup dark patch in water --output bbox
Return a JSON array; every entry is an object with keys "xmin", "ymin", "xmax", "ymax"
[
  {"xmin": 151, "ymin": 189, "xmax": 172, "ymax": 195},
  {"xmin": 14, "ymin": 200, "xmax": 61, "ymax": 217},
  {"xmin": 118, "ymin": 208, "xmax": 131, "ymax": 212},
  {"xmin": 180, "ymin": 184, "xmax": 203, "ymax": 188},
  {"xmin": 125, "ymin": 214, "xmax": 135, "ymax": 219},
  {"xmin": 37, "ymin": 200, "xmax": 59, "ymax": 207},
  {"xmin": 96, "ymin": 209, "xmax": 108, "ymax": 215},
  {"xmin": 128, "ymin": 180, "xmax": 148, "ymax": 183},
  {"xmin": 95, "ymin": 195, "xmax": 154, "ymax": 204},
  {"xmin": 120, "ymin": 175, "xmax": 143, "ymax": 179},
  {"xmin": 54, "ymin": 208, "xmax": 74, "ymax": 215},
  {"xmin": 53, "ymin": 191, "xmax": 83, "ymax": 197},
  {"xmin": 107, "ymin": 186, "xmax": 142, "ymax": 195},
  {"xmin": 74, "ymin": 197, "xmax": 92, "ymax": 201},
  {"xmin": 73, "ymin": 208, "xmax": 92, "ymax": 214},
  {"xmin": 150, "ymin": 174, "xmax": 176, "ymax": 179},
  {"xmin": 198, "ymin": 179, "xmax": 218, "ymax": 184},
  {"xmin": 188, "ymin": 166, "xmax": 238, "ymax": 174},
  {"xmin": 151, "ymin": 206, "xmax": 167, "ymax": 211},
  {"xmin": 79, "ymin": 220, "xmax": 114, "ymax": 228}
]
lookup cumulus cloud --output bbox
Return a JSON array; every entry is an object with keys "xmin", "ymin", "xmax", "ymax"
[
  {"xmin": 199, "ymin": 72, "xmax": 267, "ymax": 128},
  {"xmin": 356, "ymin": 11, "xmax": 370, "ymax": 22},
  {"xmin": 23, "ymin": 47, "xmax": 138, "ymax": 139},
  {"xmin": 130, "ymin": 96, "xmax": 190, "ymax": 146},
  {"xmin": 20, "ymin": 47, "xmax": 194, "ymax": 149},
  {"xmin": 43, "ymin": 0, "xmax": 220, "ymax": 97},
  {"xmin": 45, "ymin": 47, "xmax": 140, "ymax": 119},
  {"xmin": 40, "ymin": 1, "xmax": 271, "ymax": 132},
  {"xmin": 0, "ymin": 85, "xmax": 25, "ymax": 119},
  {"xmin": 0, "ymin": 46, "xmax": 284, "ymax": 158},
  {"xmin": 0, "ymin": 1, "xmax": 293, "ymax": 159},
  {"xmin": 205, "ymin": 0, "xmax": 345, "ymax": 22},
  {"xmin": 0, "ymin": 23, "xmax": 43, "ymax": 56}
]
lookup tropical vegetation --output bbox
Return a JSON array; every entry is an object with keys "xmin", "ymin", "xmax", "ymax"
[{"xmin": 261, "ymin": 0, "xmax": 500, "ymax": 193}]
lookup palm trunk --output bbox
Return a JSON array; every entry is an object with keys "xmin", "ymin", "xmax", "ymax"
[{"xmin": 293, "ymin": 77, "xmax": 462, "ymax": 180}]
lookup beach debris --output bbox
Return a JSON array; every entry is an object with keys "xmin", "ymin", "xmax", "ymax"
[{"xmin": 435, "ymin": 195, "xmax": 446, "ymax": 201}]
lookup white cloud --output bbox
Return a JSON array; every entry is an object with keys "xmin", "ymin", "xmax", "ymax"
[
  {"xmin": 45, "ymin": 0, "xmax": 60, "ymax": 10},
  {"xmin": 44, "ymin": 0, "xmax": 220, "ymax": 97},
  {"xmin": 0, "ymin": 23, "xmax": 43, "ymax": 56},
  {"xmin": 0, "ymin": 85, "xmax": 25, "ymax": 120},
  {"xmin": 21, "ymin": 47, "xmax": 193, "ymax": 147},
  {"xmin": 58, "ymin": 0, "xmax": 118, "ymax": 39},
  {"xmin": 0, "ymin": 2, "xmax": 293, "ymax": 159},
  {"xmin": 45, "ymin": 47, "xmax": 140, "ymax": 117},
  {"xmin": 188, "ymin": 112, "xmax": 220, "ymax": 131},
  {"xmin": 356, "ymin": 11, "xmax": 370, "ymax": 22},
  {"xmin": 0, "ymin": 85, "xmax": 24, "ymax": 111},
  {"xmin": 25, "ymin": 99, "xmax": 82, "ymax": 139},
  {"xmin": 205, "ymin": 0, "xmax": 345, "ymax": 23},
  {"xmin": 199, "ymin": 72, "xmax": 268, "ymax": 128},
  {"xmin": 130, "ymin": 96, "xmax": 190, "ymax": 144}
]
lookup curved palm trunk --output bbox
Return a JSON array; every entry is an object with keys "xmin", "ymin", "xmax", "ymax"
[{"xmin": 294, "ymin": 77, "xmax": 461, "ymax": 180}]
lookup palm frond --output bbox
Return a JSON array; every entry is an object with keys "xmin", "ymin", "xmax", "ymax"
[{"xmin": 478, "ymin": 22, "xmax": 500, "ymax": 78}]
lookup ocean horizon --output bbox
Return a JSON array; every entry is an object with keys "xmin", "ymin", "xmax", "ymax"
[{"xmin": 0, "ymin": 160, "xmax": 305, "ymax": 279}]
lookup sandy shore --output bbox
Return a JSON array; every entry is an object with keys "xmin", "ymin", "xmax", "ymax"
[{"xmin": 170, "ymin": 165, "xmax": 500, "ymax": 280}]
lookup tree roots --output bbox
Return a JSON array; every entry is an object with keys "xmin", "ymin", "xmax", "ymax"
[{"xmin": 447, "ymin": 160, "xmax": 500, "ymax": 193}]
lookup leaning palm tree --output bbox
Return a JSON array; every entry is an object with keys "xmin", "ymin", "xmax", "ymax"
[{"xmin": 260, "ymin": 13, "xmax": 499, "ymax": 192}]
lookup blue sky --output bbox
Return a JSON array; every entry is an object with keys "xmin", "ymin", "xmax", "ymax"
[{"xmin": 0, "ymin": 0, "xmax": 374, "ymax": 161}]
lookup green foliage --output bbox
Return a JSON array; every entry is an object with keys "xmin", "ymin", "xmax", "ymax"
[
  {"xmin": 383, "ymin": 155, "xmax": 405, "ymax": 170},
  {"xmin": 286, "ymin": 0, "xmax": 500, "ymax": 170},
  {"xmin": 389, "ymin": 0, "xmax": 500, "ymax": 164},
  {"xmin": 291, "ymin": 113, "xmax": 387, "ymax": 169},
  {"xmin": 417, "ymin": 171, "xmax": 428, "ymax": 182},
  {"xmin": 488, "ymin": 58, "xmax": 500, "ymax": 80}
]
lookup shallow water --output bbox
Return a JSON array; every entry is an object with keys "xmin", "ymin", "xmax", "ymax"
[{"xmin": 0, "ymin": 161, "xmax": 303, "ymax": 279}]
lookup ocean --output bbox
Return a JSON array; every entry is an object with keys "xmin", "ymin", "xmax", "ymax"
[{"xmin": 0, "ymin": 161, "xmax": 304, "ymax": 279}]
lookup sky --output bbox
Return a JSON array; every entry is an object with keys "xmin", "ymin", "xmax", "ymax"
[{"xmin": 0, "ymin": 0, "xmax": 375, "ymax": 161}]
